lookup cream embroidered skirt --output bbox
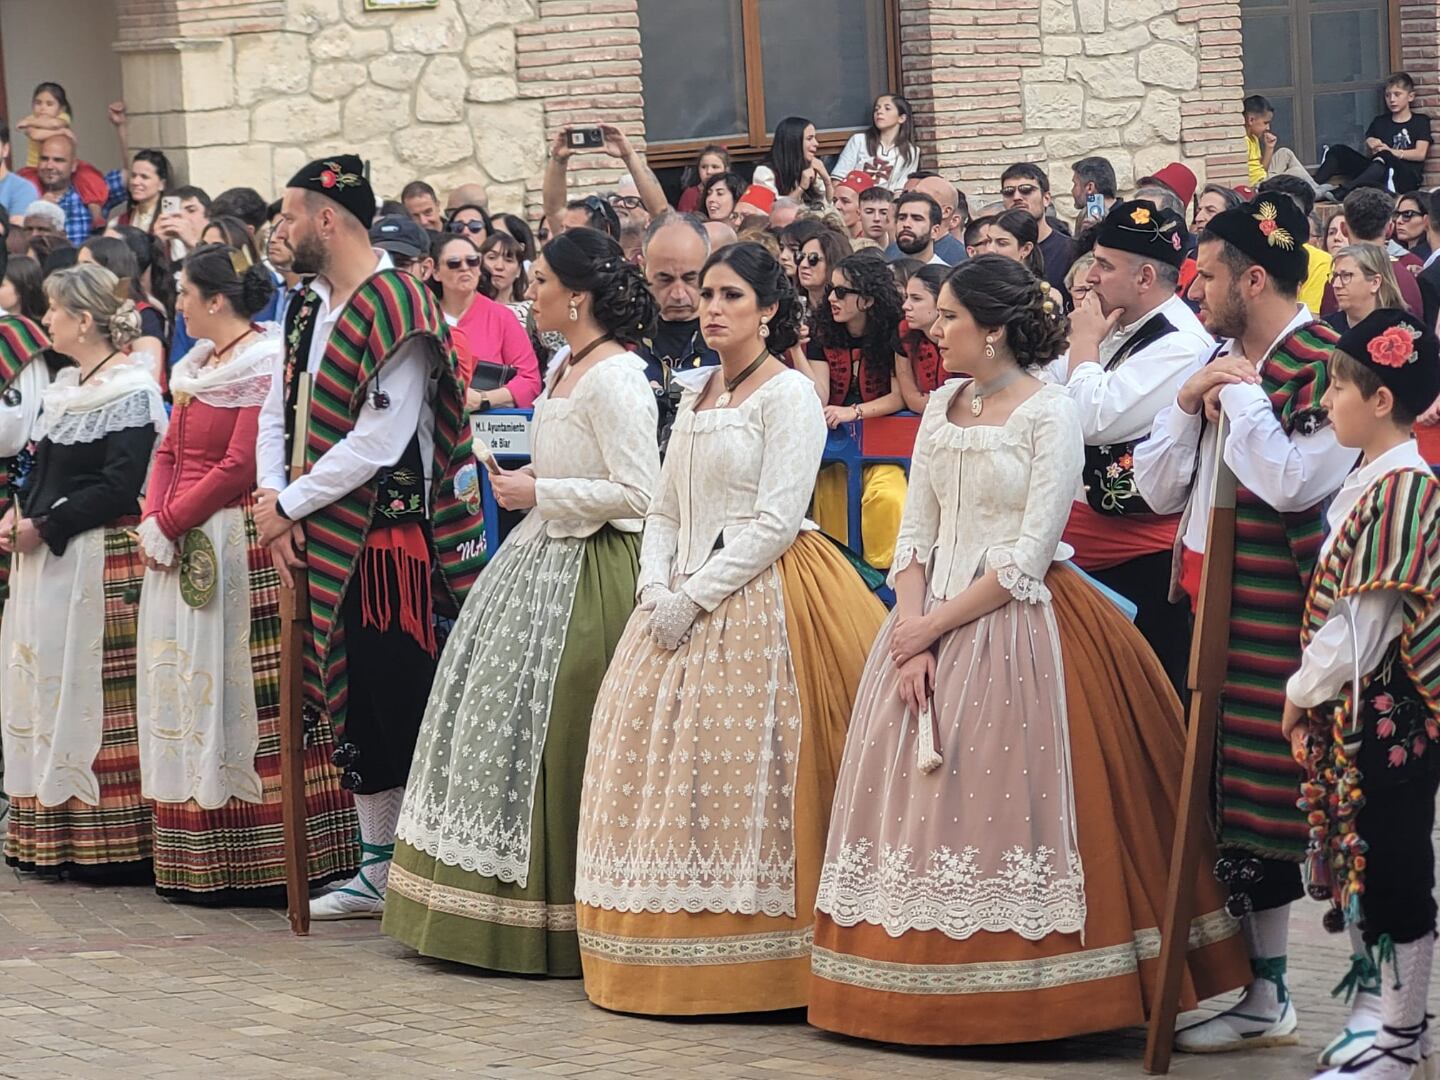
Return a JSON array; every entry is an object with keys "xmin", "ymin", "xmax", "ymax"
[{"xmin": 575, "ymin": 531, "xmax": 885, "ymax": 1014}]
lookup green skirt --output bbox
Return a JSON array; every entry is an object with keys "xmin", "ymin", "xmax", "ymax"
[{"xmin": 384, "ymin": 524, "xmax": 639, "ymax": 975}]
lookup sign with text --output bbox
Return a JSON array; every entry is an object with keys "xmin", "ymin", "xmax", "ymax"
[{"xmin": 471, "ymin": 413, "xmax": 532, "ymax": 460}]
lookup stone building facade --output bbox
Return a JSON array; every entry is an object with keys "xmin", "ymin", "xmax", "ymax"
[{"xmin": 82, "ymin": 0, "xmax": 1440, "ymax": 213}]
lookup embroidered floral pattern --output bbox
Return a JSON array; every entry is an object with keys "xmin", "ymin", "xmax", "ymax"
[
  {"xmin": 1254, "ymin": 201, "xmax": 1295, "ymax": 250},
  {"xmin": 1367, "ymin": 324, "xmax": 1421, "ymax": 369},
  {"xmin": 315, "ymin": 161, "xmax": 362, "ymax": 190}
]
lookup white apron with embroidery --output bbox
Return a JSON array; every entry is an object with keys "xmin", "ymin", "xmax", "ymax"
[
  {"xmin": 1, "ymin": 359, "xmax": 167, "ymax": 806},
  {"xmin": 135, "ymin": 332, "xmax": 276, "ymax": 809}
]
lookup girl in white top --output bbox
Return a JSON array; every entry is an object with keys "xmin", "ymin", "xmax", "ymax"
[
  {"xmin": 574, "ymin": 242, "xmax": 885, "ymax": 1016},
  {"xmin": 810, "ymin": 255, "xmax": 1250, "ymax": 1046},
  {"xmin": 386, "ymin": 228, "xmax": 660, "ymax": 974},
  {"xmin": 832, "ymin": 93, "xmax": 922, "ymax": 193}
]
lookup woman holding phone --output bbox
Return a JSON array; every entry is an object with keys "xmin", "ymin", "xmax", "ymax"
[{"xmin": 385, "ymin": 227, "xmax": 660, "ymax": 975}]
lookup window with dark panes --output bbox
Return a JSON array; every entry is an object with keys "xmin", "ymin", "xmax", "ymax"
[
  {"xmin": 1241, "ymin": 0, "xmax": 1392, "ymax": 165},
  {"xmin": 637, "ymin": 0, "xmax": 899, "ymax": 166}
]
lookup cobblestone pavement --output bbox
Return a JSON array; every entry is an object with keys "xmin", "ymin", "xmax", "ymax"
[{"xmin": 1, "ymin": 868, "xmax": 1436, "ymax": 1080}]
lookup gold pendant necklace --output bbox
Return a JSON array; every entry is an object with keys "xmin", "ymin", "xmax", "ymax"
[
  {"xmin": 970, "ymin": 368, "xmax": 1023, "ymax": 417},
  {"xmin": 716, "ymin": 345, "xmax": 770, "ymax": 408}
]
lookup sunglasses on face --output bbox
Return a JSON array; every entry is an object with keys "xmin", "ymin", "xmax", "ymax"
[
  {"xmin": 826, "ymin": 284, "xmax": 860, "ymax": 300},
  {"xmin": 1001, "ymin": 184, "xmax": 1040, "ymax": 199},
  {"xmin": 800, "ymin": 252, "xmax": 824, "ymax": 267},
  {"xmin": 449, "ymin": 220, "xmax": 486, "ymax": 234},
  {"xmin": 1393, "ymin": 209, "xmax": 1425, "ymax": 222},
  {"xmin": 445, "ymin": 255, "xmax": 481, "ymax": 270},
  {"xmin": 609, "ymin": 195, "xmax": 642, "ymax": 210}
]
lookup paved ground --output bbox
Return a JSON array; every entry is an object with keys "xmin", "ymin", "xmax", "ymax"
[{"xmin": 0, "ymin": 867, "xmax": 1434, "ymax": 1080}]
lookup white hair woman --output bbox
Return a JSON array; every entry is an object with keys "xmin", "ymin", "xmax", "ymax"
[{"xmin": 0, "ymin": 263, "xmax": 166, "ymax": 881}]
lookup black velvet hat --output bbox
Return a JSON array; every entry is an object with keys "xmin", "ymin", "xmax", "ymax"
[
  {"xmin": 1094, "ymin": 199, "xmax": 1189, "ymax": 269},
  {"xmin": 1336, "ymin": 308, "xmax": 1440, "ymax": 418},
  {"xmin": 286, "ymin": 154, "xmax": 374, "ymax": 228},
  {"xmin": 1203, "ymin": 194, "xmax": 1309, "ymax": 285}
]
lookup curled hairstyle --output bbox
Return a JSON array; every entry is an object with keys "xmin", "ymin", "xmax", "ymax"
[
  {"xmin": 542, "ymin": 226, "xmax": 657, "ymax": 342},
  {"xmin": 45, "ymin": 263, "xmax": 143, "ymax": 349},
  {"xmin": 944, "ymin": 255, "xmax": 1068, "ymax": 370},
  {"xmin": 699, "ymin": 241, "xmax": 803, "ymax": 354},
  {"xmin": 991, "ymin": 208, "xmax": 1047, "ymax": 279},
  {"xmin": 812, "ymin": 252, "xmax": 904, "ymax": 385},
  {"xmin": 184, "ymin": 243, "xmax": 277, "ymax": 320}
]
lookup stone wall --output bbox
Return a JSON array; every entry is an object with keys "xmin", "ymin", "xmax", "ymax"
[
  {"xmin": 899, "ymin": 0, "xmax": 1242, "ymax": 203},
  {"xmin": 114, "ymin": 0, "xmax": 641, "ymax": 214}
]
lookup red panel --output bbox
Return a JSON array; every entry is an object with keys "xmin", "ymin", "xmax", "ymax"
[{"xmin": 859, "ymin": 414, "xmax": 921, "ymax": 458}]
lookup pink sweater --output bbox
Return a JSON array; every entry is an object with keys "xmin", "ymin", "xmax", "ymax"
[{"xmin": 452, "ymin": 293, "xmax": 542, "ymax": 408}]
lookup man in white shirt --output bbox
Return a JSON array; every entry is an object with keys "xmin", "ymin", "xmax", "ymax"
[
  {"xmin": 1133, "ymin": 193, "xmax": 1356, "ymax": 1055},
  {"xmin": 1050, "ymin": 200, "xmax": 1213, "ymax": 693},
  {"xmin": 254, "ymin": 154, "xmax": 487, "ymax": 922}
]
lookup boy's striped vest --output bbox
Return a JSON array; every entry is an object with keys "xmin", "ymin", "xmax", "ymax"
[
  {"xmin": 0, "ymin": 316, "xmax": 50, "ymax": 613},
  {"xmin": 283, "ymin": 270, "xmax": 486, "ymax": 740}
]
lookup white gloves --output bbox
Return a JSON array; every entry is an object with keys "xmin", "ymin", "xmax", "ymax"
[{"xmin": 640, "ymin": 584, "xmax": 701, "ymax": 651}]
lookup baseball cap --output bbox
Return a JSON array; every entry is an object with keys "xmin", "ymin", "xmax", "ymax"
[{"xmin": 370, "ymin": 215, "xmax": 429, "ymax": 259}]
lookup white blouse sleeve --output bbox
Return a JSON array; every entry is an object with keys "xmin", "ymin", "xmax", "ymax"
[
  {"xmin": 255, "ymin": 347, "xmax": 288, "ymax": 492},
  {"xmin": 1063, "ymin": 338, "xmax": 1208, "ymax": 445},
  {"xmin": 986, "ymin": 391, "xmax": 1084, "ymax": 603},
  {"xmin": 832, "ymin": 134, "xmax": 864, "ymax": 181},
  {"xmin": 0, "ymin": 361, "xmax": 48, "ymax": 458},
  {"xmin": 1287, "ymin": 591, "xmax": 1406, "ymax": 709},
  {"xmin": 636, "ymin": 403, "xmax": 689, "ymax": 598},
  {"xmin": 534, "ymin": 363, "xmax": 659, "ymax": 525},
  {"xmin": 679, "ymin": 378, "xmax": 827, "ymax": 612},
  {"xmin": 1133, "ymin": 397, "xmax": 1204, "ymax": 516},
  {"xmin": 887, "ymin": 384, "xmax": 953, "ymax": 586},
  {"xmin": 1219, "ymin": 381, "xmax": 1357, "ymax": 513}
]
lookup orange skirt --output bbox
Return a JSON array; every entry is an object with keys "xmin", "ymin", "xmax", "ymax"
[
  {"xmin": 576, "ymin": 532, "xmax": 885, "ymax": 1014},
  {"xmin": 808, "ymin": 565, "xmax": 1251, "ymax": 1044}
]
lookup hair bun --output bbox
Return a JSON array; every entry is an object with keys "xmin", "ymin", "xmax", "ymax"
[
  {"xmin": 239, "ymin": 264, "xmax": 277, "ymax": 319},
  {"xmin": 108, "ymin": 298, "xmax": 144, "ymax": 349}
]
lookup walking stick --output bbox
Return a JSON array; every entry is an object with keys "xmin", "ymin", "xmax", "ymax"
[
  {"xmin": 1144, "ymin": 415, "xmax": 1236, "ymax": 1074},
  {"xmin": 279, "ymin": 374, "xmax": 312, "ymax": 936}
]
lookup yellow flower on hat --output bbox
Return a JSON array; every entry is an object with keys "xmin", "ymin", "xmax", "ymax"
[{"xmin": 1130, "ymin": 207, "xmax": 1152, "ymax": 225}]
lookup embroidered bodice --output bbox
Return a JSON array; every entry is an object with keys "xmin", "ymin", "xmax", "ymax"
[
  {"xmin": 638, "ymin": 366, "xmax": 825, "ymax": 611},
  {"xmin": 892, "ymin": 380, "xmax": 1083, "ymax": 603},
  {"xmin": 530, "ymin": 350, "xmax": 659, "ymax": 538}
]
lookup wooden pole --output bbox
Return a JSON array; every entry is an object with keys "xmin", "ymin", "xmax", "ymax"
[
  {"xmin": 279, "ymin": 374, "xmax": 312, "ymax": 937},
  {"xmin": 1144, "ymin": 415, "xmax": 1238, "ymax": 1075}
]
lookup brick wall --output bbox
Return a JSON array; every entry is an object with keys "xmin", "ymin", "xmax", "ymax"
[
  {"xmin": 1176, "ymin": 0, "xmax": 1246, "ymax": 188},
  {"xmin": 515, "ymin": 0, "xmax": 644, "ymax": 215},
  {"xmin": 1398, "ymin": 0, "xmax": 1440, "ymax": 186}
]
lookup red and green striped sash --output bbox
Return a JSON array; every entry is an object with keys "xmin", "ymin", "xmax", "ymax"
[
  {"xmin": 1218, "ymin": 320, "xmax": 1339, "ymax": 860},
  {"xmin": 0, "ymin": 315, "xmax": 50, "ymax": 610},
  {"xmin": 298, "ymin": 271, "xmax": 486, "ymax": 740}
]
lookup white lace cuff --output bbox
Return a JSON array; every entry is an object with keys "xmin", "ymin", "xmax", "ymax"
[
  {"xmin": 987, "ymin": 548, "xmax": 1050, "ymax": 604},
  {"xmin": 886, "ymin": 543, "xmax": 932, "ymax": 589},
  {"xmin": 137, "ymin": 515, "xmax": 176, "ymax": 567}
]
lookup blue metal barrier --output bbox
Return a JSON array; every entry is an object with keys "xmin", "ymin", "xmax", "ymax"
[{"xmin": 472, "ymin": 409, "xmax": 922, "ymax": 557}]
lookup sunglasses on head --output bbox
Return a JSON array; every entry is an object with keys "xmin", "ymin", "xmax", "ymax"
[
  {"xmin": 449, "ymin": 220, "xmax": 486, "ymax": 234},
  {"xmin": 445, "ymin": 255, "xmax": 481, "ymax": 270},
  {"xmin": 1001, "ymin": 184, "xmax": 1041, "ymax": 198},
  {"xmin": 800, "ymin": 252, "xmax": 824, "ymax": 267},
  {"xmin": 826, "ymin": 284, "xmax": 860, "ymax": 300}
]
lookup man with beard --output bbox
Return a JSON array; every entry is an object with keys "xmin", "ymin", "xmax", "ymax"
[
  {"xmin": 633, "ymin": 211, "xmax": 717, "ymax": 450},
  {"xmin": 891, "ymin": 191, "xmax": 948, "ymax": 265},
  {"xmin": 1134, "ymin": 194, "xmax": 1357, "ymax": 1055},
  {"xmin": 1048, "ymin": 200, "xmax": 1213, "ymax": 693},
  {"xmin": 27, "ymin": 134, "xmax": 94, "ymax": 245},
  {"xmin": 253, "ymin": 154, "xmax": 487, "ymax": 921}
]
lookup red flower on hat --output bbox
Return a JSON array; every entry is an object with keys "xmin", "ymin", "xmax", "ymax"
[
  {"xmin": 1368, "ymin": 324, "xmax": 1420, "ymax": 368},
  {"xmin": 320, "ymin": 169, "xmax": 337, "ymax": 189},
  {"xmin": 312, "ymin": 161, "xmax": 362, "ymax": 190}
]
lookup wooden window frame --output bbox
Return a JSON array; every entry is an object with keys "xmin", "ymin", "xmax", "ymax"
[
  {"xmin": 641, "ymin": 0, "xmax": 902, "ymax": 168},
  {"xmin": 1241, "ymin": 0, "xmax": 1402, "ymax": 164}
]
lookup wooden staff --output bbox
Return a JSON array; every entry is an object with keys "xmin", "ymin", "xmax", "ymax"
[
  {"xmin": 1143, "ymin": 414, "xmax": 1237, "ymax": 1074},
  {"xmin": 279, "ymin": 373, "xmax": 312, "ymax": 936}
]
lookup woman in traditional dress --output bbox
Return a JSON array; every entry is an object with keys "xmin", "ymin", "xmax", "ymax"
[
  {"xmin": 0, "ymin": 263, "xmax": 166, "ymax": 880},
  {"xmin": 386, "ymin": 227, "xmax": 660, "ymax": 974},
  {"xmin": 134, "ymin": 243, "xmax": 355, "ymax": 904},
  {"xmin": 574, "ymin": 242, "xmax": 886, "ymax": 1015},
  {"xmin": 809, "ymin": 255, "xmax": 1251, "ymax": 1044}
]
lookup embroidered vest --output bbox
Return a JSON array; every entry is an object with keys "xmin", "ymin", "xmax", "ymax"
[
  {"xmin": 900, "ymin": 321, "xmax": 946, "ymax": 394},
  {"xmin": 281, "ymin": 270, "xmax": 487, "ymax": 740},
  {"xmin": 1082, "ymin": 312, "xmax": 1177, "ymax": 516},
  {"xmin": 825, "ymin": 344, "xmax": 890, "ymax": 405}
]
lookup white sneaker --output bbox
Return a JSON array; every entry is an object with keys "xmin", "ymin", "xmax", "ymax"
[
  {"xmin": 1175, "ymin": 999, "xmax": 1300, "ymax": 1053},
  {"xmin": 309, "ymin": 888, "xmax": 384, "ymax": 921}
]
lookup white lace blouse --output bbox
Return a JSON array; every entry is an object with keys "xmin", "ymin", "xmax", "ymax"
[
  {"xmin": 530, "ymin": 350, "xmax": 659, "ymax": 539},
  {"xmin": 891, "ymin": 380, "xmax": 1083, "ymax": 603},
  {"xmin": 639, "ymin": 366, "xmax": 825, "ymax": 612}
]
